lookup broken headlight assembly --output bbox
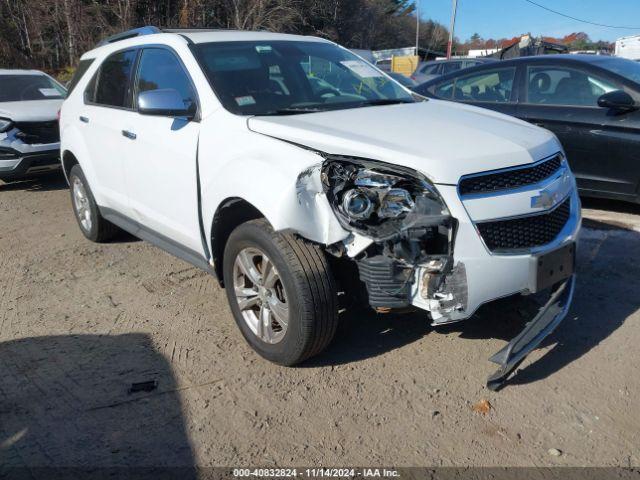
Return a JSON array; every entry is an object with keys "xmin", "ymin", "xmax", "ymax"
[
  {"xmin": 322, "ymin": 157, "xmax": 457, "ymax": 310},
  {"xmin": 321, "ymin": 157, "xmax": 451, "ymax": 242}
]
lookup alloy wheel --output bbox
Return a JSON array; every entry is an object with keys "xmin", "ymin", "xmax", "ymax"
[
  {"xmin": 232, "ymin": 247, "xmax": 289, "ymax": 344},
  {"xmin": 72, "ymin": 177, "xmax": 92, "ymax": 232}
]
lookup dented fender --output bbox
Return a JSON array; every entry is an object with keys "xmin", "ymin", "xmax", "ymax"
[{"xmin": 198, "ymin": 123, "xmax": 351, "ymax": 253}]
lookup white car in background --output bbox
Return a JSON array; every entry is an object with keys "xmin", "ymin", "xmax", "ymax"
[
  {"xmin": 0, "ymin": 70, "xmax": 66, "ymax": 182},
  {"xmin": 60, "ymin": 27, "xmax": 581, "ymax": 390}
]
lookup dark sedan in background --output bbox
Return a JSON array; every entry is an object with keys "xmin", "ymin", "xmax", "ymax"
[{"xmin": 415, "ymin": 55, "xmax": 640, "ymax": 204}]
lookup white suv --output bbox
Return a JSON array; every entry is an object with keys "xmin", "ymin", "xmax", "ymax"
[{"xmin": 60, "ymin": 27, "xmax": 581, "ymax": 389}]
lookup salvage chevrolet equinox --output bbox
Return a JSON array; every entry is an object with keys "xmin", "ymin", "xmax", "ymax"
[{"xmin": 60, "ymin": 27, "xmax": 581, "ymax": 389}]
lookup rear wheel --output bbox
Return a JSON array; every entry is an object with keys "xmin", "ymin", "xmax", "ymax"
[
  {"xmin": 223, "ymin": 219, "xmax": 338, "ymax": 366},
  {"xmin": 69, "ymin": 165, "xmax": 119, "ymax": 243}
]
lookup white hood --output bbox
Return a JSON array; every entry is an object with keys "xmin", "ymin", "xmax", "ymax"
[
  {"xmin": 247, "ymin": 100, "xmax": 561, "ymax": 185},
  {"xmin": 0, "ymin": 99, "xmax": 63, "ymax": 122}
]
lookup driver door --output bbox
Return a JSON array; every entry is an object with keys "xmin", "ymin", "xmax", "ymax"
[{"xmin": 123, "ymin": 47, "xmax": 203, "ymax": 254}]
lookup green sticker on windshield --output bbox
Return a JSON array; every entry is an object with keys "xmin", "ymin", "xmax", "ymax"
[{"xmin": 256, "ymin": 45, "xmax": 272, "ymax": 53}]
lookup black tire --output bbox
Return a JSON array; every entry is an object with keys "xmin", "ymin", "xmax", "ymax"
[
  {"xmin": 223, "ymin": 219, "xmax": 338, "ymax": 366},
  {"xmin": 68, "ymin": 165, "xmax": 119, "ymax": 243}
]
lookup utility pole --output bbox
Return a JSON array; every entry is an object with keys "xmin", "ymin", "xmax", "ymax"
[
  {"xmin": 446, "ymin": 0, "xmax": 458, "ymax": 59},
  {"xmin": 415, "ymin": 0, "xmax": 420, "ymax": 55}
]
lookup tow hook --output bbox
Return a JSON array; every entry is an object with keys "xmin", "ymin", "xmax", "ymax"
[{"xmin": 486, "ymin": 276, "xmax": 576, "ymax": 391}]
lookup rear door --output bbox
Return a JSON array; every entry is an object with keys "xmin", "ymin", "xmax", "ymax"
[
  {"xmin": 426, "ymin": 65, "xmax": 519, "ymax": 117},
  {"xmin": 516, "ymin": 63, "xmax": 640, "ymax": 197},
  {"xmin": 81, "ymin": 49, "xmax": 138, "ymax": 214},
  {"xmin": 123, "ymin": 46, "xmax": 203, "ymax": 253}
]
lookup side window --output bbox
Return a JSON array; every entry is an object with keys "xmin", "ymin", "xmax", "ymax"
[
  {"xmin": 421, "ymin": 64, "xmax": 440, "ymax": 75},
  {"xmin": 136, "ymin": 48, "xmax": 196, "ymax": 109},
  {"xmin": 452, "ymin": 67, "xmax": 516, "ymax": 103},
  {"xmin": 527, "ymin": 66, "xmax": 618, "ymax": 106},
  {"xmin": 93, "ymin": 50, "xmax": 137, "ymax": 108},
  {"xmin": 442, "ymin": 61, "xmax": 463, "ymax": 75},
  {"xmin": 431, "ymin": 79, "xmax": 454, "ymax": 99}
]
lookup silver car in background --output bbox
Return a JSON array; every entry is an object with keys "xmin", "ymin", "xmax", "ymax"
[{"xmin": 0, "ymin": 70, "xmax": 66, "ymax": 182}]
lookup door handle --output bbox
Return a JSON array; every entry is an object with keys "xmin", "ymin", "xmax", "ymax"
[
  {"xmin": 122, "ymin": 130, "xmax": 137, "ymax": 140},
  {"xmin": 79, "ymin": 116, "xmax": 89, "ymax": 123}
]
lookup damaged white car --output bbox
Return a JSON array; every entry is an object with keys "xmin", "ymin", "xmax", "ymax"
[
  {"xmin": 60, "ymin": 28, "xmax": 581, "ymax": 389},
  {"xmin": 0, "ymin": 70, "xmax": 66, "ymax": 181}
]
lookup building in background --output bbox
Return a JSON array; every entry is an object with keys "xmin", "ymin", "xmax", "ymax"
[
  {"xmin": 489, "ymin": 35, "xmax": 568, "ymax": 60},
  {"xmin": 467, "ymin": 48, "xmax": 501, "ymax": 58},
  {"xmin": 616, "ymin": 35, "xmax": 640, "ymax": 61}
]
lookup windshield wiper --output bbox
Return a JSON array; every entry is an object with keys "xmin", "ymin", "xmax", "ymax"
[
  {"xmin": 356, "ymin": 99, "xmax": 416, "ymax": 107},
  {"xmin": 268, "ymin": 107, "xmax": 329, "ymax": 115},
  {"xmin": 258, "ymin": 99, "xmax": 415, "ymax": 116}
]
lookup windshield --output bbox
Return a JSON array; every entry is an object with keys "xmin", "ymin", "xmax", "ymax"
[
  {"xmin": 0, "ymin": 74, "xmax": 66, "ymax": 102},
  {"xmin": 193, "ymin": 41, "xmax": 415, "ymax": 115},
  {"xmin": 592, "ymin": 56, "xmax": 640, "ymax": 84}
]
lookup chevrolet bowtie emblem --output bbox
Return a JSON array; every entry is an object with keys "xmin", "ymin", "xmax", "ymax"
[{"xmin": 531, "ymin": 189, "xmax": 560, "ymax": 209}]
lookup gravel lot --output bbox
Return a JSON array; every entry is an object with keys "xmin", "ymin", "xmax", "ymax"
[{"xmin": 0, "ymin": 173, "xmax": 639, "ymax": 469}]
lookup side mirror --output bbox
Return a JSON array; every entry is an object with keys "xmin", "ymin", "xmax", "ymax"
[
  {"xmin": 138, "ymin": 89, "xmax": 195, "ymax": 118},
  {"xmin": 598, "ymin": 90, "xmax": 637, "ymax": 111}
]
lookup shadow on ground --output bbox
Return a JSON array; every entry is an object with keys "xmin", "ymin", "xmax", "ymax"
[
  {"xmin": 309, "ymin": 218, "xmax": 640, "ymax": 388},
  {"xmin": 508, "ymin": 218, "xmax": 640, "ymax": 385},
  {"xmin": 0, "ymin": 172, "xmax": 68, "ymax": 193},
  {"xmin": 0, "ymin": 333, "xmax": 196, "ymax": 477}
]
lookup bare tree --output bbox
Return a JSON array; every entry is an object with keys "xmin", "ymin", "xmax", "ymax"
[{"xmin": 0, "ymin": 0, "xmax": 454, "ymax": 75}]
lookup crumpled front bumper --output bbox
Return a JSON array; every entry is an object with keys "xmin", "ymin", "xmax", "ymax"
[
  {"xmin": 410, "ymin": 186, "xmax": 581, "ymax": 322},
  {"xmin": 0, "ymin": 144, "xmax": 61, "ymax": 180},
  {"xmin": 408, "ymin": 178, "xmax": 581, "ymax": 390},
  {"xmin": 487, "ymin": 275, "xmax": 575, "ymax": 390}
]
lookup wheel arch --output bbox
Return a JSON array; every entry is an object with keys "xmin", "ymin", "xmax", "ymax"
[
  {"xmin": 210, "ymin": 197, "xmax": 267, "ymax": 285},
  {"xmin": 62, "ymin": 150, "xmax": 79, "ymax": 184}
]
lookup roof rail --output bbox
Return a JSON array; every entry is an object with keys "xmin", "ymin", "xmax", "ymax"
[
  {"xmin": 162, "ymin": 28, "xmax": 226, "ymax": 33},
  {"xmin": 96, "ymin": 26, "xmax": 161, "ymax": 47}
]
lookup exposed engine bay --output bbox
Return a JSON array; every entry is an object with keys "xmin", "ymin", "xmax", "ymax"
[{"xmin": 319, "ymin": 156, "xmax": 466, "ymax": 320}]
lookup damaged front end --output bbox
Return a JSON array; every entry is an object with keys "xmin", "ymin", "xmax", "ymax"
[
  {"xmin": 0, "ymin": 117, "xmax": 61, "ymax": 179},
  {"xmin": 315, "ymin": 156, "xmax": 576, "ymax": 391},
  {"xmin": 320, "ymin": 156, "xmax": 464, "ymax": 319}
]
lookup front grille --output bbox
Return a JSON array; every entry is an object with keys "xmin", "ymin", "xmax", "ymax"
[
  {"xmin": 14, "ymin": 121, "xmax": 60, "ymax": 145},
  {"xmin": 459, "ymin": 155, "xmax": 562, "ymax": 196},
  {"xmin": 477, "ymin": 197, "xmax": 571, "ymax": 251}
]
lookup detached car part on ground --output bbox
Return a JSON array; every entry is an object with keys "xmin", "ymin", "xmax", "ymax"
[
  {"xmin": 0, "ymin": 70, "xmax": 66, "ymax": 181},
  {"xmin": 60, "ymin": 28, "xmax": 581, "ymax": 390}
]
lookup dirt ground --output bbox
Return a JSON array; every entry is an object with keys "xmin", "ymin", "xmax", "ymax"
[{"xmin": 0, "ymin": 173, "xmax": 639, "ymax": 469}]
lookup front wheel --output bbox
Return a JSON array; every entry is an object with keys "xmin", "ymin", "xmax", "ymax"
[
  {"xmin": 223, "ymin": 219, "xmax": 338, "ymax": 366},
  {"xmin": 69, "ymin": 165, "xmax": 119, "ymax": 243}
]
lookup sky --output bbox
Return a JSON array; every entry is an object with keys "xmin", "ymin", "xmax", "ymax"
[{"xmin": 417, "ymin": 0, "xmax": 640, "ymax": 42}]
